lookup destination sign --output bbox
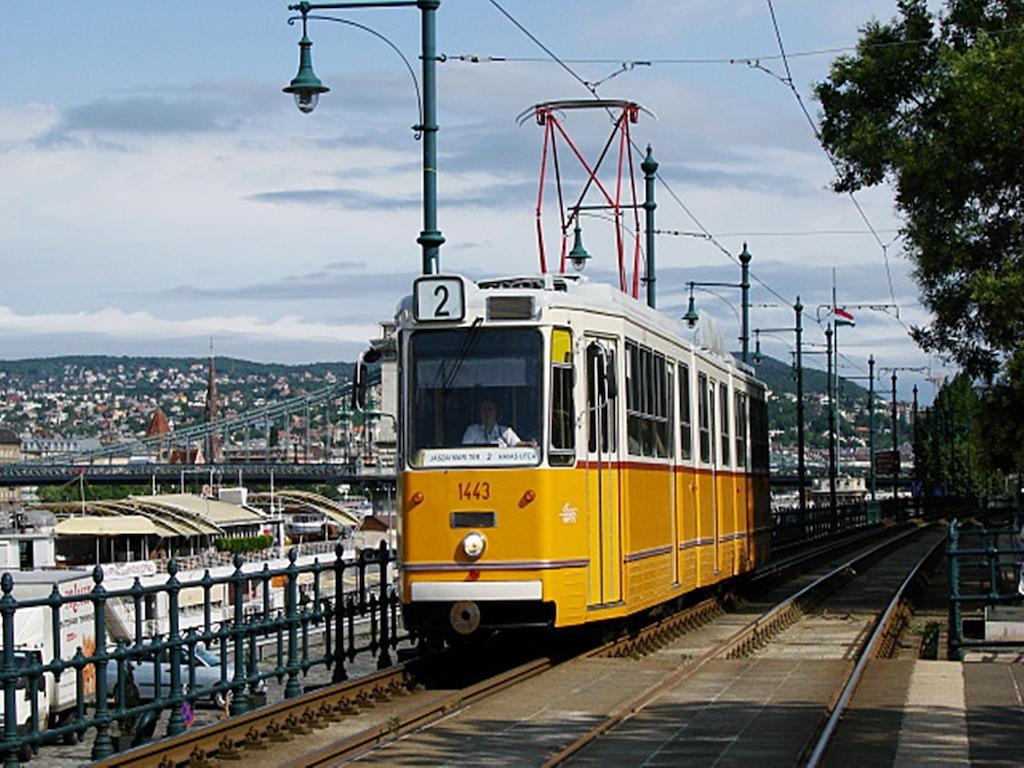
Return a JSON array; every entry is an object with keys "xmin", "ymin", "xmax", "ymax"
[
  {"xmin": 414, "ymin": 276, "xmax": 465, "ymax": 322},
  {"xmin": 416, "ymin": 446, "xmax": 539, "ymax": 468}
]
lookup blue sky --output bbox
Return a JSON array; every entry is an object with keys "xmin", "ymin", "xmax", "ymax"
[{"xmin": 0, "ymin": 1, "xmax": 951, "ymax": 399}]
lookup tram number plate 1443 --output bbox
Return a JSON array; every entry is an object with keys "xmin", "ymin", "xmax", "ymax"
[{"xmin": 414, "ymin": 276, "xmax": 465, "ymax": 322}]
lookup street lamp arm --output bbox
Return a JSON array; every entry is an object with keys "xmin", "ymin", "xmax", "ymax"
[
  {"xmin": 689, "ymin": 280, "xmax": 742, "ymax": 290},
  {"xmin": 289, "ymin": 13, "xmax": 424, "ymax": 138},
  {"xmin": 755, "ymin": 325, "xmax": 796, "ymax": 334},
  {"xmin": 290, "ymin": 1, "xmax": 418, "ymax": 10},
  {"xmin": 692, "ymin": 286, "xmax": 741, "ymax": 324}
]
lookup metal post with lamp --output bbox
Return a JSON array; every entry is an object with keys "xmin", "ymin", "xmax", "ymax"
[
  {"xmin": 752, "ymin": 296, "xmax": 805, "ymax": 522},
  {"xmin": 681, "ymin": 243, "xmax": 753, "ymax": 363},
  {"xmin": 283, "ymin": 0, "xmax": 444, "ymax": 275}
]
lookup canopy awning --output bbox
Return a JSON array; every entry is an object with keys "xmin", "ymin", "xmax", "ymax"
[
  {"xmin": 55, "ymin": 515, "xmax": 163, "ymax": 537},
  {"xmin": 249, "ymin": 490, "xmax": 360, "ymax": 527}
]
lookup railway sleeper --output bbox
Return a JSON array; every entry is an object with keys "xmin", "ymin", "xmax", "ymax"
[
  {"xmin": 187, "ymin": 746, "xmax": 212, "ymax": 768},
  {"xmin": 241, "ymin": 725, "xmax": 269, "ymax": 751},
  {"xmin": 216, "ymin": 736, "xmax": 242, "ymax": 761},
  {"xmin": 283, "ymin": 713, "xmax": 307, "ymax": 737},
  {"xmin": 264, "ymin": 719, "xmax": 288, "ymax": 743}
]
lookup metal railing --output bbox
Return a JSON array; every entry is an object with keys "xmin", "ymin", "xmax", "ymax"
[
  {"xmin": 948, "ymin": 504, "xmax": 1024, "ymax": 660},
  {"xmin": 0, "ymin": 542, "xmax": 400, "ymax": 766},
  {"xmin": 771, "ymin": 497, "xmax": 919, "ymax": 548}
]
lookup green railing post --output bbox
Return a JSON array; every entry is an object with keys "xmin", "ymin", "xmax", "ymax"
[
  {"xmin": 2, "ymin": 574, "xmax": 21, "ymax": 768},
  {"xmin": 284, "ymin": 548, "xmax": 302, "ymax": 699},
  {"xmin": 165, "ymin": 562, "xmax": 185, "ymax": 737},
  {"xmin": 377, "ymin": 540, "xmax": 392, "ymax": 670},
  {"xmin": 228, "ymin": 555, "xmax": 250, "ymax": 717},
  {"xmin": 948, "ymin": 520, "xmax": 963, "ymax": 661},
  {"xmin": 332, "ymin": 543, "xmax": 347, "ymax": 683},
  {"xmin": 90, "ymin": 566, "xmax": 114, "ymax": 761}
]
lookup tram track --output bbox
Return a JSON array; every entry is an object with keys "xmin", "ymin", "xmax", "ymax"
[
  {"xmin": 546, "ymin": 521, "xmax": 944, "ymax": 766},
  {"xmin": 89, "ymin": 518, "xmax": 936, "ymax": 767}
]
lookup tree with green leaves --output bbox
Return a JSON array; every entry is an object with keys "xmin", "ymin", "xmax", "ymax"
[
  {"xmin": 915, "ymin": 373, "xmax": 1002, "ymax": 495},
  {"xmin": 816, "ymin": 0, "xmax": 1024, "ymax": 470}
]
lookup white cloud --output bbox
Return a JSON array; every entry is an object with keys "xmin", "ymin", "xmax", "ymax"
[{"xmin": 0, "ymin": 305, "xmax": 378, "ymax": 345}]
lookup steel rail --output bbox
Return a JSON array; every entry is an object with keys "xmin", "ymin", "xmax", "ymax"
[
  {"xmin": 281, "ymin": 597, "xmax": 727, "ymax": 766},
  {"xmin": 90, "ymin": 660, "xmax": 418, "ymax": 768},
  {"xmin": 90, "ymin": 521, "xmax": 933, "ymax": 767},
  {"xmin": 541, "ymin": 522, "xmax": 934, "ymax": 766},
  {"xmin": 283, "ymin": 657, "xmax": 554, "ymax": 767},
  {"xmin": 803, "ymin": 532, "xmax": 946, "ymax": 768}
]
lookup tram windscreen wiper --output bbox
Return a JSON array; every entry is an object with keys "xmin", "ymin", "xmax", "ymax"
[{"xmin": 439, "ymin": 317, "xmax": 484, "ymax": 395}]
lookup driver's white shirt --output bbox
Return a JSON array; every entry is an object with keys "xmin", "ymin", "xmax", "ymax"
[{"xmin": 462, "ymin": 422, "xmax": 521, "ymax": 447}]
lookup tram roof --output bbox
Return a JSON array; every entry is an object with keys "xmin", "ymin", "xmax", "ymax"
[{"xmin": 399, "ymin": 273, "xmax": 758, "ymax": 382}]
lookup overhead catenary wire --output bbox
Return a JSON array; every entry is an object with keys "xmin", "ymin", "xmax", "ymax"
[
  {"xmin": 441, "ymin": 26, "xmax": 1021, "ymax": 69},
  {"xmin": 487, "ymin": 0, "xmax": 795, "ymax": 310},
  {"xmin": 763, "ymin": 0, "xmax": 907, "ymax": 331}
]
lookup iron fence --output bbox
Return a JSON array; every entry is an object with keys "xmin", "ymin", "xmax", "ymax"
[
  {"xmin": 947, "ymin": 503, "xmax": 1024, "ymax": 660},
  {"xmin": 0, "ymin": 541, "xmax": 401, "ymax": 766}
]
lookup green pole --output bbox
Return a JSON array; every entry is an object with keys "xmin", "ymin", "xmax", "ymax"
[
  {"xmin": 285, "ymin": 549, "xmax": 302, "ymax": 698},
  {"xmin": 416, "ymin": 0, "xmax": 444, "ymax": 274},
  {"xmin": 795, "ymin": 298, "xmax": 806, "ymax": 524},
  {"xmin": 642, "ymin": 146, "xmax": 658, "ymax": 309},
  {"xmin": 166, "ymin": 562, "xmax": 185, "ymax": 736},
  {"xmin": 868, "ymin": 355, "xmax": 876, "ymax": 501},
  {"xmin": 739, "ymin": 243, "xmax": 751, "ymax": 363},
  {"xmin": 892, "ymin": 371, "xmax": 899, "ymax": 502},
  {"xmin": 826, "ymin": 326, "xmax": 837, "ymax": 520},
  {"xmin": 948, "ymin": 520, "xmax": 962, "ymax": 660},
  {"xmin": 90, "ymin": 567, "xmax": 114, "ymax": 760},
  {"xmin": 2, "ymin": 575, "xmax": 21, "ymax": 768},
  {"xmin": 229, "ymin": 555, "xmax": 250, "ymax": 716}
]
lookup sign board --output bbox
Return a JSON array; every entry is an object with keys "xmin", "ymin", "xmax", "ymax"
[
  {"xmin": 874, "ymin": 449, "xmax": 901, "ymax": 476},
  {"xmin": 414, "ymin": 276, "xmax": 465, "ymax": 322}
]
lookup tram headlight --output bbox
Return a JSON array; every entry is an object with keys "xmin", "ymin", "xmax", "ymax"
[{"xmin": 462, "ymin": 532, "xmax": 487, "ymax": 560}]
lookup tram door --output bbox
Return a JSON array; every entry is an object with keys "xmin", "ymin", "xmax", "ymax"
[
  {"xmin": 585, "ymin": 339, "xmax": 622, "ymax": 607},
  {"xmin": 708, "ymin": 378, "xmax": 720, "ymax": 574},
  {"xmin": 667, "ymin": 363, "xmax": 679, "ymax": 586}
]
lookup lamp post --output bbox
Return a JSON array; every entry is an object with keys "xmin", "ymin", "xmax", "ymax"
[
  {"xmin": 826, "ymin": 326, "xmax": 837, "ymax": 519},
  {"xmin": 752, "ymin": 296, "xmax": 805, "ymax": 521},
  {"xmin": 682, "ymin": 243, "xmax": 753, "ymax": 362},
  {"xmin": 642, "ymin": 146, "xmax": 658, "ymax": 309},
  {"xmin": 841, "ymin": 356, "xmax": 877, "ymax": 501},
  {"xmin": 879, "ymin": 366, "xmax": 927, "ymax": 504},
  {"xmin": 284, "ymin": 1, "xmax": 444, "ymax": 275}
]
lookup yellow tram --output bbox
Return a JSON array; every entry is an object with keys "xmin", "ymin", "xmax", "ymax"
[{"xmin": 395, "ymin": 272, "xmax": 770, "ymax": 637}]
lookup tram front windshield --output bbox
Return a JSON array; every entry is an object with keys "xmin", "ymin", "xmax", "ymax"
[{"xmin": 408, "ymin": 328, "xmax": 542, "ymax": 466}]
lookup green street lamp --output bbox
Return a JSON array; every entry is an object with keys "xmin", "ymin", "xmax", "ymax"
[
  {"xmin": 753, "ymin": 296, "xmax": 805, "ymax": 521},
  {"xmin": 681, "ymin": 243, "xmax": 753, "ymax": 363},
  {"xmin": 283, "ymin": 19, "xmax": 329, "ymax": 113},
  {"xmin": 682, "ymin": 287, "xmax": 700, "ymax": 327},
  {"xmin": 567, "ymin": 222, "xmax": 592, "ymax": 271},
  {"xmin": 284, "ymin": 1, "xmax": 445, "ymax": 275}
]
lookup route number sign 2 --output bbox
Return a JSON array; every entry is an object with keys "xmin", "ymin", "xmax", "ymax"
[{"xmin": 414, "ymin": 277, "xmax": 465, "ymax": 322}]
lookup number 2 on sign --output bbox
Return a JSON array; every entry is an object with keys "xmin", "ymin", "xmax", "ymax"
[{"xmin": 457, "ymin": 481, "xmax": 490, "ymax": 501}]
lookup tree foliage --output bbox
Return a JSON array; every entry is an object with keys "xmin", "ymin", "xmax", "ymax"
[
  {"xmin": 915, "ymin": 373, "xmax": 1004, "ymax": 495},
  {"xmin": 817, "ymin": 0, "xmax": 1024, "ymax": 471}
]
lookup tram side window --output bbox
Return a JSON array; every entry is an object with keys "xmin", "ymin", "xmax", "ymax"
[
  {"xmin": 625, "ymin": 341, "xmax": 668, "ymax": 458},
  {"xmin": 735, "ymin": 391, "xmax": 748, "ymax": 469},
  {"xmin": 698, "ymin": 372, "xmax": 711, "ymax": 463},
  {"xmin": 678, "ymin": 363, "xmax": 692, "ymax": 461},
  {"xmin": 750, "ymin": 394, "xmax": 769, "ymax": 472},
  {"xmin": 719, "ymin": 382, "xmax": 731, "ymax": 467},
  {"xmin": 586, "ymin": 344, "xmax": 615, "ymax": 454},
  {"xmin": 550, "ymin": 328, "xmax": 575, "ymax": 466}
]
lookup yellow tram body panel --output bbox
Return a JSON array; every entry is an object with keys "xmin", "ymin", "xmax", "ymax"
[
  {"xmin": 395, "ymin": 273, "xmax": 771, "ymax": 636},
  {"xmin": 400, "ymin": 464, "xmax": 765, "ymax": 629}
]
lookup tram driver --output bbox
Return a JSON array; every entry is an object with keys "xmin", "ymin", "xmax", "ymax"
[{"xmin": 462, "ymin": 399, "xmax": 534, "ymax": 447}]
